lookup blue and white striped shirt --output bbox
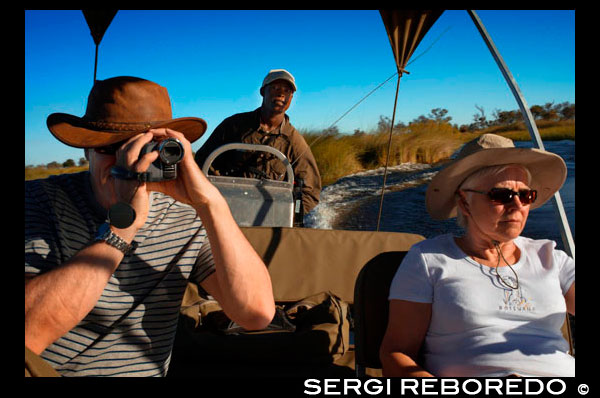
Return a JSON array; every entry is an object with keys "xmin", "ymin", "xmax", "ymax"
[{"xmin": 25, "ymin": 171, "xmax": 215, "ymax": 376}]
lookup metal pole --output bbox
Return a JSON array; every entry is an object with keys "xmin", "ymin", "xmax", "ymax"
[
  {"xmin": 94, "ymin": 43, "xmax": 99, "ymax": 84},
  {"xmin": 376, "ymin": 73, "xmax": 402, "ymax": 231},
  {"xmin": 467, "ymin": 10, "xmax": 575, "ymax": 260}
]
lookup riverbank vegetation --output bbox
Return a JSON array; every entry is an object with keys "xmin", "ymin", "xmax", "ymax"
[
  {"xmin": 25, "ymin": 158, "xmax": 89, "ymax": 181},
  {"xmin": 26, "ymin": 102, "xmax": 574, "ymax": 185},
  {"xmin": 302, "ymin": 102, "xmax": 574, "ymax": 185}
]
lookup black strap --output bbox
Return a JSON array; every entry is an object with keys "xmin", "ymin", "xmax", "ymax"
[{"xmin": 110, "ymin": 166, "xmax": 151, "ymax": 182}]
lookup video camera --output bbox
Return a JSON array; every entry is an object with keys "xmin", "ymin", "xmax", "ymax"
[{"xmin": 139, "ymin": 138, "xmax": 185, "ymax": 181}]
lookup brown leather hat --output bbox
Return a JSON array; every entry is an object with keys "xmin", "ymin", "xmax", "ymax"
[{"xmin": 46, "ymin": 76, "xmax": 207, "ymax": 148}]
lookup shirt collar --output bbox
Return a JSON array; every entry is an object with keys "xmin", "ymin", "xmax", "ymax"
[{"xmin": 254, "ymin": 107, "xmax": 292, "ymax": 136}]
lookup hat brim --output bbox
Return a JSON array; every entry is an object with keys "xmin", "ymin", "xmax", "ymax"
[
  {"xmin": 47, "ymin": 113, "xmax": 207, "ymax": 148},
  {"xmin": 425, "ymin": 147, "xmax": 567, "ymax": 220}
]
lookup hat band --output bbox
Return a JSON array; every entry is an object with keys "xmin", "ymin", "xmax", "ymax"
[{"xmin": 83, "ymin": 119, "xmax": 169, "ymax": 132}]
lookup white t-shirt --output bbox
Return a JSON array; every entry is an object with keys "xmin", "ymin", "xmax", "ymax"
[{"xmin": 389, "ymin": 234, "xmax": 575, "ymax": 377}]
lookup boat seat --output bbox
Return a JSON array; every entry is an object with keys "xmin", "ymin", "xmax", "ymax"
[
  {"xmin": 238, "ymin": 226, "xmax": 424, "ymax": 303},
  {"xmin": 202, "ymin": 143, "xmax": 295, "ymax": 227},
  {"xmin": 353, "ymin": 251, "xmax": 407, "ymax": 377}
]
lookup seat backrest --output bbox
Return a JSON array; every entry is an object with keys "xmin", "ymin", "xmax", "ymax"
[
  {"xmin": 353, "ymin": 251, "xmax": 407, "ymax": 376},
  {"xmin": 241, "ymin": 227, "xmax": 423, "ymax": 303}
]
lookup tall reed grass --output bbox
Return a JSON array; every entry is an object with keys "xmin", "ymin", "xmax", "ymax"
[
  {"xmin": 302, "ymin": 121, "xmax": 467, "ymax": 186},
  {"xmin": 301, "ymin": 120, "xmax": 574, "ymax": 186}
]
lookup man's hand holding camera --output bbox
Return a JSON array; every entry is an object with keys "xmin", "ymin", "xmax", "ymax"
[
  {"xmin": 110, "ymin": 128, "xmax": 223, "ymax": 221},
  {"xmin": 143, "ymin": 128, "xmax": 222, "ymax": 213}
]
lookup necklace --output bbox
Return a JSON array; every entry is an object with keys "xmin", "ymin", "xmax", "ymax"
[
  {"xmin": 458, "ymin": 237, "xmax": 520, "ymax": 290},
  {"xmin": 490, "ymin": 241, "xmax": 519, "ymax": 290}
]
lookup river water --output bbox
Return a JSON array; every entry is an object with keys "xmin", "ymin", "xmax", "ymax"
[{"xmin": 305, "ymin": 140, "xmax": 575, "ymax": 252}]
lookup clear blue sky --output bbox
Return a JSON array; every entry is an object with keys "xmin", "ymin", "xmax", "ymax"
[{"xmin": 25, "ymin": 10, "xmax": 575, "ymax": 166}]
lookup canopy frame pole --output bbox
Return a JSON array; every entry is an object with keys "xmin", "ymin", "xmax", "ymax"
[
  {"xmin": 468, "ymin": 9, "xmax": 575, "ymax": 356},
  {"xmin": 467, "ymin": 10, "xmax": 575, "ymax": 260},
  {"xmin": 93, "ymin": 43, "xmax": 99, "ymax": 84},
  {"xmin": 376, "ymin": 73, "xmax": 403, "ymax": 231}
]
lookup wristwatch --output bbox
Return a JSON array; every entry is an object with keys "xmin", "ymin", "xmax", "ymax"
[{"xmin": 94, "ymin": 222, "xmax": 138, "ymax": 255}]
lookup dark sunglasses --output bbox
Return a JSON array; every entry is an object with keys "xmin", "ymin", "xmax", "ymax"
[
  {"xmin": 461, "ymin": 187, "xmax": 538, "ymax": 205},
  {"xmin": 95, "ymin": 141, "xmax": 125, "ymax": 155}
]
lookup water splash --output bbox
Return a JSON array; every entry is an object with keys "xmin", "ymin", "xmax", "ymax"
[{"xmin": 305, "ymin": 163, "xmax": 436, "ymax": 229}]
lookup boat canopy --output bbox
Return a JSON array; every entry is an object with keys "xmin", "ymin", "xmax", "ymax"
[
  {"xmin": 82, "ymin": 10, "xmax": 117, "ymax": 45},
  {"xmin": 379, "ymin": 10, "xmax": 444, "ymax": 75},
  {"xmin": 81, "ymin": 10, "xmax": 445, "ymax": 78}
]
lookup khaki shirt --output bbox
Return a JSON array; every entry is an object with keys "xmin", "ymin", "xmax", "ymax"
[{"xmin": 195, "ymin": 108, "xmax": 321, "ymax": 213}]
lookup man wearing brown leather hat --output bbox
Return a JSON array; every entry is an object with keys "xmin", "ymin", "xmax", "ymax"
[
  {"xmin": 25, "ymin": 76, "xmax": 275, "ymax": 376},
  {"xmin": 194, "ymin": 69, "xmax": 321, "ymax": 217}
]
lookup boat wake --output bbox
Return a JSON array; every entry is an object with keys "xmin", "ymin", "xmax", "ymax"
[{"xmin": 305, "ymin": 163, "xmax": 437, "ymax": 230}]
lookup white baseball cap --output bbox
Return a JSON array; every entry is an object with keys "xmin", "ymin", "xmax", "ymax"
[{"xmin": 261, "ymin": 69, "xmax": 297, "ymax": 93}]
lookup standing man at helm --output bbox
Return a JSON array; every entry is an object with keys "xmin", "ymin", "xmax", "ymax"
[{"xmin": 194, "ymin": 69, "xmax": 322, "ymax": 215}]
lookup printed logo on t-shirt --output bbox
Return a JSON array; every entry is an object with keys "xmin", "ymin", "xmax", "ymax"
[{"xmin": 499, "ymin": 277, "xmax": 535, "ymax": 312}]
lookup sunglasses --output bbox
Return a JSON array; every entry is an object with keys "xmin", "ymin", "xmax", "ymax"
[
  {"xmin": 461, "ymin": 187, "xmax": 538, "ymax": 205},
  {"xmin": 95, "ymin": 141, "xmax": 125, "ymax": 155}
]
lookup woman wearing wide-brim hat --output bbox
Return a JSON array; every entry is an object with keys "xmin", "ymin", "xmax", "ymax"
[{"xmin": 380, "ymin": 134, "xmax": 575, "ymax": 377}]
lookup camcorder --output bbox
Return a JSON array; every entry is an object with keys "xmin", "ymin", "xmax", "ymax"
[{"xmin": 139, "ymin": 138, "xmax": 185, "ymax": 181}]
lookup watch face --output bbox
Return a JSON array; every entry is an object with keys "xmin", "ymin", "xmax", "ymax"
[{"xmin": 108, "ymin": 202, "xmax": 136, "ymax": 229}]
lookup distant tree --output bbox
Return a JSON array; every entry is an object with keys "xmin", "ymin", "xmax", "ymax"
[
  {"xmin": 492, "ymin": 109, "xmax": 520, "ymax": 125},
  {"xmin": 542, "ymin": 102, "xmax": 559, "ymax": 121},
  {"xmin": 46, "ymin": 161, "xmax": 61, "ymax": 169},
  {"xmin": 410, "ymin": 115, "xmax": 430, "ymax": 124},
  {"xmin": 78, "ymin": 157, "xmax": 89, "ymax": 166},
  {"xmin": 63, "ymin": 159, "xmax": 76, "ymax": 167},
  {"xmin": 472, "ymin": 104, "xmax": 488, "ymax": 129},
  {"xmin": 377, "ymin": 115, "xmax": 392, "ymax": 132},
  {"xmin": 428, "ymin": 108, "xmax": 452, "ymax": 123},
  {"xmin": 556, "ymin": 102, "xmax": 575, "ymax": 120},
  {"xmin": 323, "ymin": 126, "xmax": 340, "ymax": 136},
  {"xmin": 377, "ymin": 115, "xmax": 406, "ymax": 133},
  {"xmin": 530, "ymin": 105, "xmax": 545, "ymax": 120},
  {"xmin": 353, "ymin": 128, "xmax": 366, "ymax": 136}
]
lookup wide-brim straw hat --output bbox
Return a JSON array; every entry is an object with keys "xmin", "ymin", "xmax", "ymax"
[
  {"xmin": 47, "ymin": 76, "xmax": 207, "ymax": 148},
  {"xmin": 426, "ymin": 133, "xmax": 567, "ymax": 220}
]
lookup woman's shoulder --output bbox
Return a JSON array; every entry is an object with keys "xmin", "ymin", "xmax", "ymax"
[
  {"xmin": 515, "ymin": 235, "xmax": 558, "ymax": 252},
  {"xmin": 516, "ymin": 235, "xmax": 574, "ymax": 263},
  {"xmin": 406, "ymin": 234, "xmax": 463, "ymax": 263}
]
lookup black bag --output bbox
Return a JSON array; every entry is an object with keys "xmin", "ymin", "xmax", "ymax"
[{"xmin": 174, "ymin": 291, "xmax": 351, "ymax": 365}]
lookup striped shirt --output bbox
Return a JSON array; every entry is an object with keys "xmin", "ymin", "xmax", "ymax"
[{"xmin": 25, "ymin": 171, "xmax": 215, "ymax": 376}]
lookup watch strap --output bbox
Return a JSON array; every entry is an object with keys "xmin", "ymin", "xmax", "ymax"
[
  {"xmin": 95, "ymin": 223, "xmax": 138, "ymax": 255},
  {"xmin": 110, "ymin": 166, "xmax": 151, "ymax": 182}
]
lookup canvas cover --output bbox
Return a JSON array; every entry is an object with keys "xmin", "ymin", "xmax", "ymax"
[
  {"xmin": 239, "ymin": 226, "xmax": 425, "ymax": 303},
  {"xmin": 379, "ymin": 10, "xmax": 443, "ymax": 74}
]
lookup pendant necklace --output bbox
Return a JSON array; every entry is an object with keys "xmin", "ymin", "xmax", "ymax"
[{"xmin": 490, "ymin": 240, "xmax": 519, "ymax": 290}]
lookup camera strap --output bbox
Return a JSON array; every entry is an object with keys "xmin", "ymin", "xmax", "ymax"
[
  {"xmin": 107, "ymin": 167, "xmax": 145, "ymax": 229},
  {"xmin": 110, "ymin": 166, "xmax": 151, "ymax": 182}
]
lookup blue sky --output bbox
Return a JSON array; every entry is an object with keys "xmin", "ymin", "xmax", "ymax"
[{"xmin": 25, "ymin": 10, "xmax": 575, "ymax": 166}]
